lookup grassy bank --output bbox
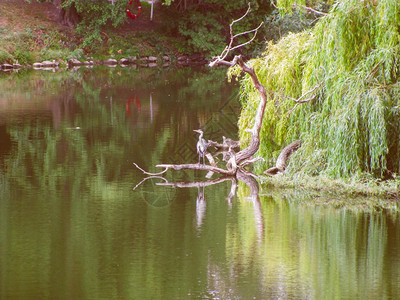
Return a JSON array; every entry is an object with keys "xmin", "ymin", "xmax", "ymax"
[
  {"xmin": 0, "ymin": 1, "xmax": 198, "ymax": 67},
  {"xmin": 260, "ymin": 173, "xmax": 399, "ymax": 212}
]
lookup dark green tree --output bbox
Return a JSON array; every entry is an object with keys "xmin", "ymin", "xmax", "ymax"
[
  {"xmin": 162, "ymin": 0, "xmax": 272, "ymax": 54},
  {"xmin": 27, "ymin": 0, "xmax": 272, "ymax": 54}
]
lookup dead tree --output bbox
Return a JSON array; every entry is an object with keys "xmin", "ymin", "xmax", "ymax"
[
  {"xmin": 134, "ymin": 4, "xmax": 305, "ymax": 181},
  {"xmin": 134, "ymin": 4, "xmax": 267, "ymax": 178},
  {"xmin": 264, "ymin": 140, "xmax": 301, "ymax": 175}
]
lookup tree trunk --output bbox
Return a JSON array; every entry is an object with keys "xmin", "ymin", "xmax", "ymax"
[
  {"xmin": 54, "ymin": 0, "xmax": 81, "ymax": 27},
  {"xmin": 264, "ymin": 140, "xmax": 301, "ymax": 175}
]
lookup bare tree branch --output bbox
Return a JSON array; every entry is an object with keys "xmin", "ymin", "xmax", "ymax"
[
  {"xmin": 264, "ymin": 140, "xmax": 301, "ymax": 176},
  {"xmin": 156, "ymin": 163, "xmax": 236, "ymax": 176},
  {"xmin": 287, "ymin": 94, "xmax": 317, "ymax": 117},
  {"xmin": 133, "ymin": 163, "xmax": 169, "ymax": 176},
  {"xmin": 209, "ymin": 4, "xmax": 263, "ymax": 68},
  {"xmin": 240, "ymin": 156, "xmax": 264, "ymax": 168},
  {"xmin": 207, "ymin": 6, "xmax": 272, "ymax": 167},
  {"xmin": 208, "ymin": 137, "xmax": 240, "ymax": 151},
  {"xmin": 232, "ymin": 56, "xmax": 269, "ymax": 165},
  {"xmin": 156, "ymin": 176, "xmax": 234, "ymax": 188},
  {"xmin": 300, "ymin": 5, "xmax": 327, "ymax": 16},
  {"xmin": 285, "ymin": 82, "xmax": 323, "ymax": 116},
  {"xmin": 231, "ymin": 3, "xmax": 251, "ymax": 25},
  {"xmin": 132, "ymin": 3, "xmax": 304, "ymax": 185},
  {"xmin": 294, "ymin": 82, "xmax": 323, "ymax": 103},
  {"xmin": 230, "ymin": 22, "xmax": 264, "ymax": 52}
]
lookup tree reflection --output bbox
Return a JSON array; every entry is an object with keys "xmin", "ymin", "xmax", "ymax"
[
  {"xmin": 1, "ymin": 67, "xmax": 399, "ymax": 299},
  {"xmin": 133, "ymin": 168, "xmax": 400, "ymax": 299},
  {"xmin": 135, "ymin": 168, "xmax": 266, "ymax": 242},
  {"xmin": 237, "ymin": 171, "xmax": 265, "ymax": 241}
]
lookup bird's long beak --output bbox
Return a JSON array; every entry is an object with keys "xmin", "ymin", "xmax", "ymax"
[{"xmin": 193, "ymin": 129, "xmax": 201, "ymax": 133}]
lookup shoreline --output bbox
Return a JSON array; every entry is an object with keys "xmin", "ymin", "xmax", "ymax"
[{"xmin": 0, "ymin": 54, "xmax": 209, "ymax": 72}]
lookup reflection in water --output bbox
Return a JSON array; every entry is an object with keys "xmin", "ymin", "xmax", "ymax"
[
  {"xmin": 237, "ymin": 171, "xmax": 264, "ymax": 241},
  {"xmin": 196, "ymin": 186, "xmax": 206, "ymax": 229},
  {"xmin": 141, "ymin": 166, "xmax": 400, "ymax": 299},
  {"xmin": 0, "ymin": 125, "xmax": 12, "ymax": 156},
  {"xmin": 0, "ymin": 67, "xmax": 399, "ymax": 299}
]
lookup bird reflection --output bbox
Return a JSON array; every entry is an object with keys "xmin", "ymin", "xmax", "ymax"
[{"xmin": 196, "ymin": 185, "xmax": 206, "ymax": 228}]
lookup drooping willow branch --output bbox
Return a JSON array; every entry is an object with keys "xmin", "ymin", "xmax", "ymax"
[
  {"xmin": 271, "ymin": 1, "xmax": 328, "ymax": 16},
  {"xmin": 286, "ymin": 82, "xmax": 323, "ymax": 116}
]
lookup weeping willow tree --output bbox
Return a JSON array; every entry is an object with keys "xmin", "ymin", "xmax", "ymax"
[{"xmin": 237, "ymin": 0, "xmax": 400, "ymax": 179}]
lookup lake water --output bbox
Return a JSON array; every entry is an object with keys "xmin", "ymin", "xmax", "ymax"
[{"xmin": 0, "ymin": 66, "xmax": 399, "ymax": 299}]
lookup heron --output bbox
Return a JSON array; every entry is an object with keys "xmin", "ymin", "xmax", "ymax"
[
  {"xmin": 226, "ymin": 145, "xmax": 237, "ymax": 171},
  {"xmin": 193, "ymin": 129, "xmax": 208, "ymax": 165}
]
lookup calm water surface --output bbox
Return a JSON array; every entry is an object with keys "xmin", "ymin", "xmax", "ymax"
[{"xmin": 0, "ymin": 66, "xmax": 399, "ymax": 299}]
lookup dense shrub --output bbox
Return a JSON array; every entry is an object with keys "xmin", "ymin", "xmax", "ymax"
[
  {"xmin": 13, "ymin": 49, "xmax": 34, "ymax": 65},
  {"xmin": 0, "ymin": 50, "xmax": 13, "ymax": 64}
]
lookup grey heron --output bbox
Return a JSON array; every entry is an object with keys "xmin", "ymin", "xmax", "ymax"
[{"xmin": 193, "ymin": 129, "xmax": 208, "ymax": 165}]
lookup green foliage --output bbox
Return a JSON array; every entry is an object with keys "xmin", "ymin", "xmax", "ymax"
[
  {"xmin": 274, "ymin": 0, "xmax": 333, "ymax": 12},
  {"xmin": 0, "ymin": 50, "xmax": 12, "ymax": 64},
  {"xmin": 0, "ymin": 17, "xmax": 77, "ymax": 63},
  {"xmin": 62, "ymin": 0, "xmax": 127, "ymax": 49},
  {"xmin": 177, "ymin": 12, "xmax": 225, "ymax": 54},
  {"xmin": 19, "ymin": 0, "xmax": 271, "ymax": 57},
  {"xmin": 163, "ymin": 0, "xmax": 256, "ymax": 11},
  {"xmin": 38, "ymin": 49, "xmax": 67, "ymax": 61},
  {"xmin": 0, "ymin": 26, "xmax": 7, "ymax": 36},
  {"xmin": 69, "ymin": 48, "xmax": 85, "ymax": 60},
  {"xmin": 262, "ymin": 7, "xmax": 323, "ymax": 42},
  {"xmin": 13, "ymin": 49, "xmax": 33, "ymax": 65},
  {"xmin": 160, "ymin": 0, "xmax": 271, "ymax": 54},
  {"xmin": 238, "ymin": 0, "xmax": 400, "ymax": 179}
]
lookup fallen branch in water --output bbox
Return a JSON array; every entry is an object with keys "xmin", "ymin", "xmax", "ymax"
[
  {"xmin": 264, "ymin": 140, "xmax": 301, "ymax": 176},
  {"xmin": 133, "ymin": 6, "xmax": 265, "ymax": 180},
  {"xmin": 156, "ymin": 176, "xmax": 234, "ymax": 188},
  {"xmin": 133, "ymin": 5, "xmax": 299, "ymax": 191},
  {"xmin": 132, "ymin": 175, "xmax": 168, "ymax": 191},
  {"xmin": 156, "ymin": 163, "xmax": 236, "ymax": 176}
]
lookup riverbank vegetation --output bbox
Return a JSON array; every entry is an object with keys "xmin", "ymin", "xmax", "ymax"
[
  {"xmin": 0, "ymin": 0, "xmax": 323, "ymax": 66},
  {"xmin": 1, "ymin": 0, "xmax": 399, "ymax": 200},
  {"xmin": 0, "ymin": 1, "xmax": 253, "ymax": 65},
  {"xmin": 236, "ymin": 0, "xmax": 400, "ymax": 194}
]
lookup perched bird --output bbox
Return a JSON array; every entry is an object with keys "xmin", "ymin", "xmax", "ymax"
[
  {"xmin": 226, "ymin": 145, "xmax": 237, "ymax": 171},
  {"xmin": 193, "ymin": 129, "xmax": 208, "ymax": 165}
]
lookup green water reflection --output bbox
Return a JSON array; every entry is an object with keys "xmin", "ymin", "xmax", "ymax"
[{"xmin": 0, "ymin": 67, "xmax": 399, "ymax": 299}]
